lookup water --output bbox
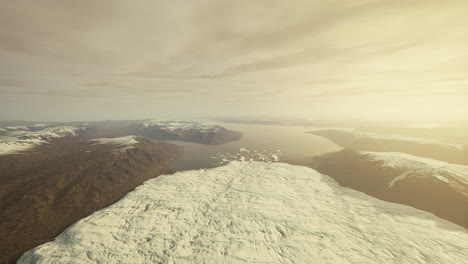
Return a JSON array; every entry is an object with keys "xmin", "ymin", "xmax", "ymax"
[{"xmin": 165, "ymin": 122, "xmax": 342, "ymax": 171}]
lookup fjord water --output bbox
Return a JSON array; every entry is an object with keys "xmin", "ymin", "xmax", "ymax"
[{"xmin": 167, "ymin": 122, "xmax": 342, "ymax": 171}]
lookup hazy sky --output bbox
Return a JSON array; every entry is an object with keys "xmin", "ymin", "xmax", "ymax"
[{"xmin": 1, "ymin": 0, "xmax": 467, "ymax": 122}]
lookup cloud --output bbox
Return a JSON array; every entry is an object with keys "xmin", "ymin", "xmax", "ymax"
[
  {"xmin": 0, "ymin": 78, "xmax": 25, "ymax": 87},
  {"xmin": 0, "ymin": 1, "xmax": 116, "ymax": 60},
  {"xmin": 0, "ymin": 0, "xmax": 467, "ymax": 121}
]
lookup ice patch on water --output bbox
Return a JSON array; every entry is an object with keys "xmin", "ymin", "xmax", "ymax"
[{"xmin": 211, "ymin": 148, "xmax": 283, "ymax": 166}]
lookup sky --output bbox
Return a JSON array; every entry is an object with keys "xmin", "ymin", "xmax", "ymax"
[{"xmin": 1, "ymin": 0, "xmax": 467, "ymax": 122}]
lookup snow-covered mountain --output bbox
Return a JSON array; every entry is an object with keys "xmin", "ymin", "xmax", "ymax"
[
  {"xmin": 19, "ymin": 162, "xmax": 468, "ymax": 263},
  {"xmin": 0, "ymin": 125, "xmax": 84, "ymax": 155},
  {"xmin": 141, "ymin": 120, "xmax": 222, "ymax": 132},
  {"xmin": 90, "ymin": 135, "xmax": 140, "ymax": 150},
  {"xmin": 309, "ymin": 129, "xmax": 467, "ymax": 165},
  {"xmin": 363, "ymin": 151, "xmax": 468, "ymax": 187},
  {"xmin": 357, "ymin": 131, "xmax": 465, "ymax": 150},
  {"xmin": 134, "ymin": 120, "xmax": 242, "ymax": 145},
  {"xmin": 0, "ymin": 135, "xmax": 182, "ymax": 264},
  {"xmin": 311, "ymin": 129, "xmax": 465, "ymax": 151},
  {"xmin": 308, "ymin": 149, "xmax": 468, "ymax": 229}
]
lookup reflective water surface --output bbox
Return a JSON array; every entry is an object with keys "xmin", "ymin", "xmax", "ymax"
[{"xmin": 166, "ymin": 122, "xmax": 342, "ymax": 171}]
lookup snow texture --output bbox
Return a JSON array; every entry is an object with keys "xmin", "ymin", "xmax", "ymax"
[
  {"xmin": 141, "ymin": 120, "xmax": 221, "ymax": 132},
  {"xmin": 19, "ymin": 162, "xmax": 468, "ymax": 264},
  {"xmin": 354, "ymin": 131, "xmax": 464, "ymax": 150},
  {"xmin": 0, "ymin": 125, "xmax": 82, "ymax": 155},
  {"xmin": 91, "ymin": 136, "xmax": 139, "ymax": 150},
  {"xmin": 211, "ymin": 148, "xmax": 283, "ymax": 166},
  {"xmin": 363, "ymin": 151, "xmax": 468, "ymax": 187}
]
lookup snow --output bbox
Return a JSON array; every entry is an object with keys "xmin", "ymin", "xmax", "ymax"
[
  {"xmin": 354, "ymin": 131, "xmax": 464, "ymax": 150},
  {"xmin": 141, "ymin": 120, "xmax": 221, "ymax": 132},
  {"xmin": 19, "ymin": 162, "xmax": 468, "ymax": 264},
  {"xmin": 0, "ymin": 125, "xmax": 82, "ymax": 155},
  {"xmin": 31, "ymin": 123, "xmax": 49, "ymax": 128},
  {"xmin": 91, "ymin": 136, "xmax": 139, "ymax": 149},
  {"xmin": 211, "ymin": 148, "xmax": 283, "ymax": 166},
  {"xmin": 387, "ymin": 171, "xmax": 413, "ymax": 188},
  {"xmin": 3, "ymin": 125, "xmax": 29, "ymax": 130},
  {"xmin": 362, "ymin": 151, "xmax": 468, "ymax": 187}
]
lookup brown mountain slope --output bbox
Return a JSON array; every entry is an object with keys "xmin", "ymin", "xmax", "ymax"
[
  {"xmin": 301, "ymin": 149, "xmax": 468, "ymax": 229},
  {"xmin": 0, "ymin": 136, "xmax": 182, "ymax": 264},
  {"xmin": 309, "ymin": 129, "xmax": 468, "ymax": 165}
]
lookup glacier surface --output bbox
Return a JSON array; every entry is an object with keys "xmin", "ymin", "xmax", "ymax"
[{"xmin": 19, "ymin": 162, "xmax": 468, "ymax": 264}]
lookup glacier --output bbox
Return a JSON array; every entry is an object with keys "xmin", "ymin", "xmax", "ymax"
[{"xmin": 19, "ymin": 161, "xmax": 468, "ymax": 263}]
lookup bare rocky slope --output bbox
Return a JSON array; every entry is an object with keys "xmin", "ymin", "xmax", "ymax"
[{"xmin": 0, "ymin": 135, "xmax": 181, "ymax": 264}]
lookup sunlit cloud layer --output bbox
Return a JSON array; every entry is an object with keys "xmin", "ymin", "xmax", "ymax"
[{"xmin": 1, "ymin": 0, "xmax": 467, "ymax": 121}]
